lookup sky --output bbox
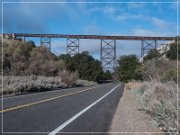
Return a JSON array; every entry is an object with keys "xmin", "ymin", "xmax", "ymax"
[{"xmin": 0, "ymin": 0, "xmax": 179, "ymax": 60}]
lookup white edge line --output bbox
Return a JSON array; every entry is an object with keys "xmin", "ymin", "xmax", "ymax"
[{"xmin": 48, "ymin": 83, "xmax": 121, "ymax": 135}]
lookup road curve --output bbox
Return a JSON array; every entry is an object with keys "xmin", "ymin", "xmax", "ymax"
[{"xmin": 0, "ymin": 82, "xmax": 124, "ymax": 134}]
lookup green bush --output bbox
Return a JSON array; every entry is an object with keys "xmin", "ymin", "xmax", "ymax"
[
  {"xmin": 58, "ymin": 51, "xmax": 104, "ymax": 82},
  {"xmin": 103, "ymin": 70, "xmax": 112, "ymax": 80},
  {"xmin": 73, "ymin": 52, "xmax": 103, "ymax": 82},
  {"xmin": 143, "ymin": 49, "xmax": 160, "ymax": 60},
  {"xmin": 166, "ymin": 39, "xmax": 180, "ymax": 60},
  {"xmin": 117, "ymin": 54, "xmax": 143, "ymax": 82}
]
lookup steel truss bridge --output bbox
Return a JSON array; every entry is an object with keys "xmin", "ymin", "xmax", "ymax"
[{"xmin": 10, "ymin": 33, "xmax": 176, "ymax": 71}]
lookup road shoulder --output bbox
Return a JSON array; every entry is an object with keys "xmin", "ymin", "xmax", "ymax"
[{"xmin": 108, "ymin": 83, "xmax": 164, "ymax": 135}]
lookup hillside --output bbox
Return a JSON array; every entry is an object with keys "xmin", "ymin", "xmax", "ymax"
[
  {"xmin": 125, "ymin": 39, "xmax": 179, "ymax": 135},
  {"xmin": 0, "ymin": 38, "xmax": 111, "ymax": 95}
]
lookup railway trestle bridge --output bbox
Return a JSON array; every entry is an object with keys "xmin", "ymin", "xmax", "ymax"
[{"xmin": 5, "ymin": 33, "xmax": 176, "ymax": 71}]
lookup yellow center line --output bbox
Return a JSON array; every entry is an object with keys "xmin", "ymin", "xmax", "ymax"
[{"xmin": 0, "ymin": 86, "xmax": 100, "ymax": 113}]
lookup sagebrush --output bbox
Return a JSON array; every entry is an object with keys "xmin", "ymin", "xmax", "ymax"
[
  {"xmin": 133, "ymin": 81, "xmax": 179, "ymax": 134},
  {"xmin": 1, "ymin": 74, "xmax": 96, "ymax": 95}
]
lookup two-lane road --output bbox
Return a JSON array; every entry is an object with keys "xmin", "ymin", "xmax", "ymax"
[{"xmin": 0, "ymin": 82, "xmax": 124, "ymax": 134}]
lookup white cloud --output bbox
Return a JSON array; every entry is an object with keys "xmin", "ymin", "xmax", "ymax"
[
  {"xmin": 151, "ymin": 17, "xmax": 167, "ymax": 29},
  {"xmin": 51, "ymin": 39, "xmax": 67, "ymax": 56},
  {"xmin": 116, "ymin": 41, "xmax": 141, "ymax": 58},
  {"xmin": 3, "ymin": 2, "xmax": 77, "ymax": 33},
  {"xmin": 102, "ymin": 5, "xmax": 145, "ymax": 22},
  {"xmin": 128, "ymin": 3, "xmax": 144, "ymax": 9},
  {"xmin": 88, "ymin": 7, "xmax": 102, "ymax": 13},
  {"xmin": 83, "ymin": 23, "xmax": 100, "ymax": 35},
  {"xmin": 132, "ymin": 28, "xmax": 174, "ymax": 36},
  {"xmin": 103, "ymin": 6, "xmax": 117, "ymax": 15},
  {"xmin": 51, "ymin": 39, "xmax": 101, "ymax": 59},
  {"xmin": 133, "ymin": 28, "xmax": 155, "ymax": 36},
  {"xmin": 116, "ymin": 14, "xmax": 144, "ymax": 21},
  {"xmin": 80, "ymin": 39, "xmax": 100, "ymax": 56}
]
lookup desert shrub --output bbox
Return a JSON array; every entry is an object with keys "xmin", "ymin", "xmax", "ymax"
[
  {"xmin": 134, "ymin": 81, "xmax": 179, "ymax": 134},
  {"xmin": 2, "ymin": 40, "xmax": 36, "ymax": 75},
  {"xmin": 143, "ymin": 59, "xmax": 179, "ymax": 84},
  {"xmin": 58, "ymin": 70, "xmax": 79, "ymax": 87},
  {"xmin": 1, "ymin": 76, "xmax": 66, "ymax": 95},
  {"xmin": 75, "ymin": 79, "xmax": 97, "ymax": 87},
  {"xmin": 27, "ymin": 46, "xmax": 57, "ymax": 76},
  {"xmin": 1, "ymin": 75, "xmax": 96, "ymax": 95}
]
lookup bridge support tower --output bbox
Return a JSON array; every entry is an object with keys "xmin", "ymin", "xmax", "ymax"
[
  {"xmin": 66, "ymin": 38, "xmax": 79, "ymax": 56},
  {"xmin": 40, "ymin": 37, "xmax": 51, "ymax": 51},
  {"xmin": 100, "ymin": 39, "xmax": 116, "ymax": 71},
  {"xmin": 141, "ymin": 40, "xmax": 157, "ymax": 58}
]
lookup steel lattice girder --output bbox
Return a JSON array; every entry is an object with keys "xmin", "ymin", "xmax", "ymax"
[
  {"xmin": 14, "ymin": 33, "xmax": 175, "ymax": 41},
  {"xmin": 141, "ymin": 40, "xmax": 157, "ymax": 57},
  {"xmin": 101, "ymin": 39, "xmax": 116, "ymax": 71},
  {"xmin": 66, "ymin": 38, "xmax": 79, "ymax": 56},
  {"xmin": 40, "ymin": 37, "xmax": 51, "ymax": 51}
]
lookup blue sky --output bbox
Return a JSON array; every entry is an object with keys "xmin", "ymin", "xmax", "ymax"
[{"xmin": 1, "ymin": 0, "xmax": 179, "ymax": 59}]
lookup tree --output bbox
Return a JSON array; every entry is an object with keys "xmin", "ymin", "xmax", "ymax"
[
  {"xmin": 143, "ymin": 49, "xmax": 160, "ymax": 60},
  {"xmin": 58, "ymin": 52, "xmax": 104, "ymax": 82},
  {"xmin": 166, "ymin": 38, "xmax": 180, "ymax": 60},
  {"xmin": 24, "ymin": 41, "xmax": 36, "ymax": 59},
  {"xmin": 2, "ymin": 40, "xmax": 36, "ymax": 75},
  {"xmin": 117, "ymin": 55, "xmax": 142, "ymax": 82},
  {"xmin": 3, "ymin": 54, "xmax": 11, "ymax": 74},
  {"xmin": 103, "ymin": 70, "xmax": 112, "ymax": 80},
  {"xmin": 11, "ymin": 45, "xmax": 26, "ymax": 75},
  {"xmin": 73, "ymin": 51, "xmax": 103, "ymax": 82},
  {"xmin": 27, "ymin": 46, "xmax": 57, "ymax": 76},
  {"xmin": 58, "ymin": 54, "xmax": 75, "ymax": 71}
]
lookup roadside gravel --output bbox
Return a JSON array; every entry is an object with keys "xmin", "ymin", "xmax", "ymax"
[{"xmin": 108, "ymin": 85, "xmax": 164, "ymax": 135}]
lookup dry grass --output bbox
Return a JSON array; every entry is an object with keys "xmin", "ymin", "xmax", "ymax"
[
  {"xmin": 75, "ymin": 79, "xmax": 97, "ymax": 87},
  {"xmin": 132, "ymin": 81, "xmax": 179, "ymax": 134},
  {"xmin": 58, "ymin": 70, "xmax": 79, "ymax": 87},
  {"xmin": 1, "ymin": 75, "xmax": 64, "ymax": 95},
  {"xmin": 125, "ymin": 81, "xmax": 142, "ymax": 91},
  {"xmin": 143, "ymin": 60, "xmax": 179, "ymax": 84},
  {"xmin": 0, "ymin": 74, "xmax": 97, "ymax": 95}
]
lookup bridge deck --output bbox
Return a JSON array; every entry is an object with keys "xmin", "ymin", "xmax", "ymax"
[{"xmin": 14, "ymin": 33, "xmax": 175, "ymax": 40}]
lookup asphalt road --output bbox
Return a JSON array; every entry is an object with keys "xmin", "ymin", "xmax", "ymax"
[{"xmin": 0, "ymin": 82, "xmax": 124, "ymax": 134}]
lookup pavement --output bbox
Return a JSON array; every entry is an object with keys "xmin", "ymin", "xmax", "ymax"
[{"xmin": 0, "ymin": 82, "xmax": 124, "ymax": 134}]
